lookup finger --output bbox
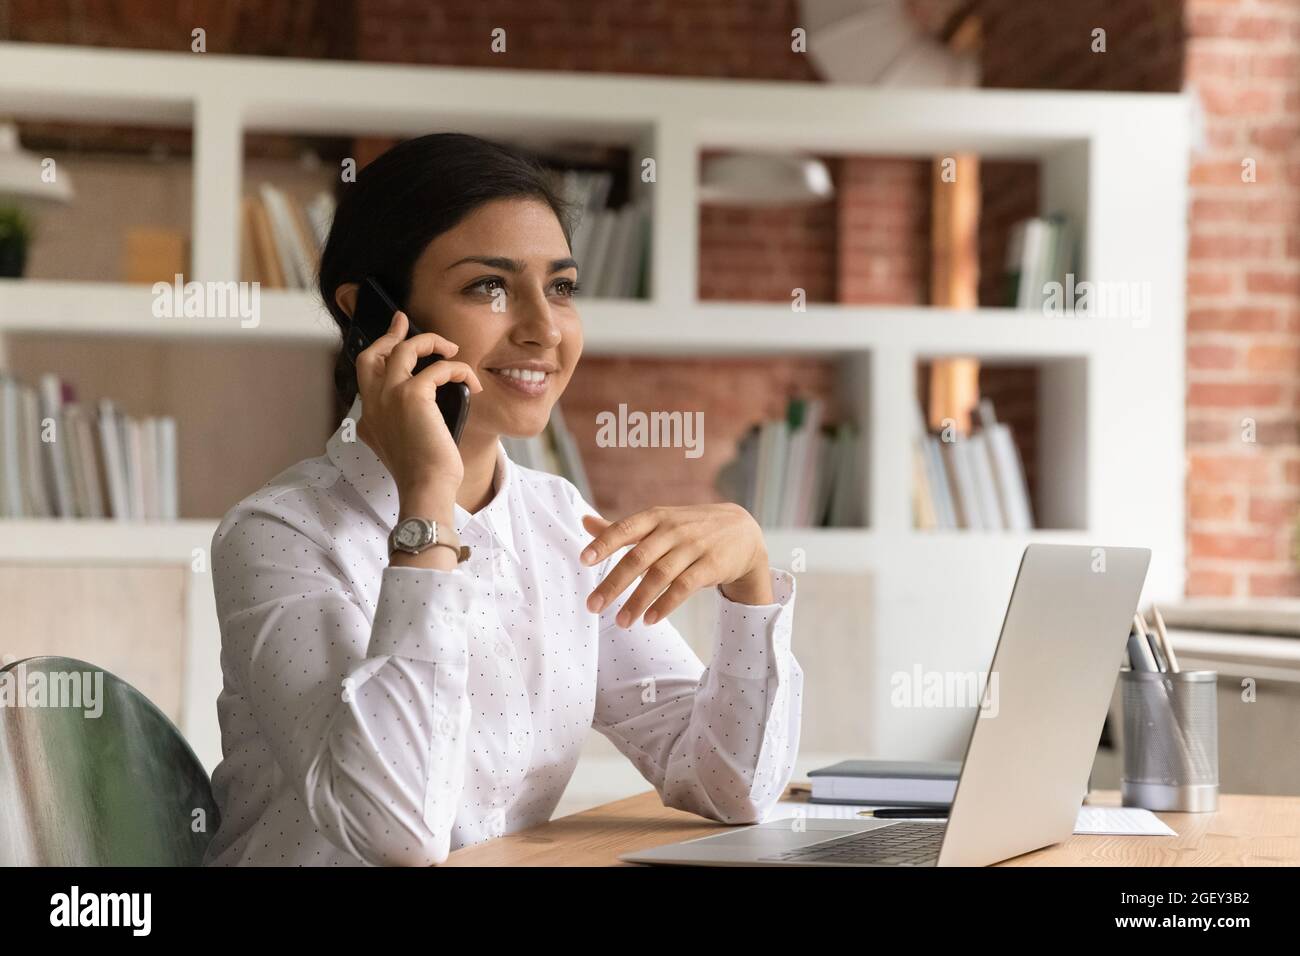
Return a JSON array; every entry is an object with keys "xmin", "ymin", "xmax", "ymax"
[
  {"xmin": 616, "ymin": 545, "xmax": 698, "ymax": 628},
  {"xmin": 409, "ymin": 358, "xmax": 484, "ymax": 394},
  {"xmin": 580, "ymin": 508, "xmax": 661, "ymax": 567},
  {"xmin": 355, "ymin": 309, "xmax": 408, "ymax": 397},
  {"xmin": 643, "ymin": 556, "xmax": 713, "ymax": 625},
  {"xmin": 586, "ymin": 527, "xmax": 677, "ymax": 614},
  {"xmin": 382, "ymin": 332, "xmax": 462, "ymax": 391},
  {"xmin": 581, "ymin": 513, "xmax": 611, "ymax": 535}
]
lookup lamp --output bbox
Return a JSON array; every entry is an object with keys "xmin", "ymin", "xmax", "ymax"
[
  {"xmin": 699, "ymin": 152, "xmax": 834, "ymax": 206},
  {"xmin": 0, "ymin": 120, "xmax": 74, "ymax": 202}
]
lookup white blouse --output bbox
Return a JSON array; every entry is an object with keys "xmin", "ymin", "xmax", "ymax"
[{"xmin": 202, "ymin": 395, "xmax": 802, "ymax": 866}]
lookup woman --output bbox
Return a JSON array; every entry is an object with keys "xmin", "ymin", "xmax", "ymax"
[{"xmin": 203, "ymin": 133, "xmax": 803, "ymax": 866}]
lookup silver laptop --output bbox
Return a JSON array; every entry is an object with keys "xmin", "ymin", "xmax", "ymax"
[{"xmin": 622, "ymin": 543, "xmax": 1151, "ymax": 867}]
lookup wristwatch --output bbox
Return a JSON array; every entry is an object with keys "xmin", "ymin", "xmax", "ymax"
[{"xmin": 388, "ymin": 516, "xmax": 470, "ymax": 563}]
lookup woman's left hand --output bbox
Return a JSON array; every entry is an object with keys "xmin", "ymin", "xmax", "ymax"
[{"xmin": 580, "ymin": 503, "xmax": 774, "ymax": 627}]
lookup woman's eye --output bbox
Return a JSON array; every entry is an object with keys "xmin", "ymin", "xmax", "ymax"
[
  {"xmin": 553, "ymin": 279, "xmax": 580, "ymax": 297},
  {"xmin": 468, "ymin": 277, "xmax": 506, "ymax": 295}
]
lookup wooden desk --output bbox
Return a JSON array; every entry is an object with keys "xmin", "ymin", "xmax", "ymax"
[{"xmin": 442, "ymin": 788, "xmax": 1300, "ymax": 866}]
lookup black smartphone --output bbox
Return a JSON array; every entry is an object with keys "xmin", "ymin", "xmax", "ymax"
[{"xmin": 343, "ymin": 275, "xmax": 470, "ymax": 444}]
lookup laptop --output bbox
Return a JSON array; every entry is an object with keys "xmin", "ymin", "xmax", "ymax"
[{"xmin": 621, "ymin": 543, "xmax": 1151, "ymax": 867}]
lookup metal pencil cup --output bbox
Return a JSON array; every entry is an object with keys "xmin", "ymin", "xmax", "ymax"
[{"xmin": 1120, "ymin": 670, "xmax": 1219, "ymax": 812}]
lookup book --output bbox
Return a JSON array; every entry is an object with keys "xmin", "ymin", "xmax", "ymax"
[
  {"xmin": 790, "ymin": 399, "xmax": 825, "ymax": 526},
  {"xmin": 246, "ymin": 196, "xmax": 286, "ymax": 288},
  {"xmin": 807, "ymin": 759, "xmax": 961, "ymax": 807},
  {"xmin": 979, "ymin": 399, "xmax": 1034, "ymax": 531},
  {"xmin": 967, "ymin": 431, "xmax": 1006, "ymax": 529},
  {"xmin": 19, "ymin": 384, "xmax": 49, "ymax": 517},
  {"xmin": 582, "ymin": 209, "xmax": 618, "ymax": 298},
  {"xmin": 924, "ymin": 436, "xmax": 957, "ymax": 529},
  {"xmin": 0, "ymin": 375, "xmax": 16, "ymax": 516},
  {"xmin": 941, "ymin": 438, "xmax": 980, "ymax": 529},
  {"xmin": 96, "ymin": 399, "xmax": 128, "ymax": 520},
  {"xmin": 715, "ymin": 402, "xmax": 861, "ymax": 528},
  {"xmin": 157, "ymin": 416, "xmax": 178, "ymax": 520},
  {"xmin": 912, "ymin": 441, "xmax": 937, "ymax": 530},
  {"xmin": 1006, "ymin": 214, "xmax": 1074, "ymax": 310},
  {"xmin": 38, "ymin": 374, "xmax": 74, "ymax": 517},
  {"xmin": 258, "ymin": 183, "xmax": 312, "ymax": 289},
  {"xmin": 68, "ymin": 403, "xmax": 106, "ymax": 518}
]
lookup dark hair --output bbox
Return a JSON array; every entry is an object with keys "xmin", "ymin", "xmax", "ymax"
[{"xmin": 317, "ymin": 132, "xmax": 574, "ymax": 419}]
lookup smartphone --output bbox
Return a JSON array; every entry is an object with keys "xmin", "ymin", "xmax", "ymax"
[{"xmin": 342, "ymin": 275, "xmax": 470, "ymax": 444}]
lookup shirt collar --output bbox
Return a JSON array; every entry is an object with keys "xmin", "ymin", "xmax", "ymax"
[{"xmin": 326, "ymin": 394, "xmax": 519, "ymax": 561}]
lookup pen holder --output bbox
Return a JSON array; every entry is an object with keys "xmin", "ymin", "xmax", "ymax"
[{"xmin": 1120, "ymin": 670, "xmax": 1219, "ymax": 812}]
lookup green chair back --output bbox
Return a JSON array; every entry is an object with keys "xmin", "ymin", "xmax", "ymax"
[{"xmin": 0, "ymin": 656, "xmax": 218, "ymax": 865}]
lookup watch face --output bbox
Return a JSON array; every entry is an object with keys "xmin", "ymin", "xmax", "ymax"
[{"xmin": 395, "ymin": 520, "xmax": 429, "ymax": 549}]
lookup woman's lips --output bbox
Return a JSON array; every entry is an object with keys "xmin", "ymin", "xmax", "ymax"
[{"xmin": 486, "ymin": 367, "xmax": 552, "ymax": 397}]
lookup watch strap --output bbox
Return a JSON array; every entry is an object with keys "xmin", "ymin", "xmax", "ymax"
[{"xmin": 389, "ymin": 517, "xmax": 469, "ymax": 563}]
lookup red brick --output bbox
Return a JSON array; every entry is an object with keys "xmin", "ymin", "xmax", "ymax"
[
  {"xmin": 1186, "ymin": 273, "xmax": 1238, "ymax": 298},
  {"xmin": 1186, "ymin": 418, "xmax": 1237, "ymax": 443},
  {"xmin": 1188, "ymin": 344, "xmax": 1239, "ymax": 369},
  {"xmin": 1249, "ymin": 495, "xmax": 1297, "ymax": 524},
  {"xmin": 1186, "ymin": 569, "xmax": 1237, "ymax": 597},
  {"xmin": 1245, "ymin": 344, "xmax": 1300, "ymax": 371},
  {"xmin": 1187, "ymin": 382, "xmax": 1285, "ymax": 407},
  {"xmin": 1189, "ymin": 454, "xmax": 1275, "ymax": 483},
  {"xmin": 1246, "ymin": 271, "xmax": 1300, "ymax": 295},
  {"xmin": 1189, "ymin": 234, "xmax": 1277, "ymax": 259},
  {"xmin": 1187, "ymin": 306, "xmax": 1278, "ymax": 331},
  {"xmin": 1249, "ymin": 572, "xmax": 1300, "ymax": 597},
  {"xmin": 1190, "ymin": 489, "xmax": 1239, "ymax": 520},
  {"xmin": 1190, "ymin": 531, "xmax": 1279, "ymax": 561}
]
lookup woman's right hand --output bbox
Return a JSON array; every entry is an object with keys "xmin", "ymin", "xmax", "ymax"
[{"xmin": 354, "ymin": 309, "xmax": 483, "ymax": 506}]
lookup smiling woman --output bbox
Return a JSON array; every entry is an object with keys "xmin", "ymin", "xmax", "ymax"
[{"xmin": 202, "ymin": 132, "xmax": 803, "ymax": 866}]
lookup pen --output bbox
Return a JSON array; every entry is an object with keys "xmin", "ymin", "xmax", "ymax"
[
  {"xmin": 856, "ymin": 808, "xmax": 950, "ymax": 819},
  {"xmin": 1150, "ymin": 604, "xmax": 1180, "ymax": 673},
  {"xmin": 1134, "ymin": 612, "xmax": 1167, "ymax": 671},
  {"xmin": 1128, "ymin": 613, "xmax": 1159, "ymax": 672}
]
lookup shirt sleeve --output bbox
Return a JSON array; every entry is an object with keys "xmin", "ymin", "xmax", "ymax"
[
  {"xmin": 211, "ymin": 501, "xmax": 481, "ymax": 866},
  {"xmin": 590, "ymin": 563, "xmax": 802, "ymax": 824}
]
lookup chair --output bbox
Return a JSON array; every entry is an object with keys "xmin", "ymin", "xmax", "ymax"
[{"xmin": 0, "ymin": 656, "xmax": 219, "ymax": 865}]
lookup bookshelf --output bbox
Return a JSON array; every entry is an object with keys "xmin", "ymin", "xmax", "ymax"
[{"xmin": 0, "ymin": 43, "xmax": 1189, "ymax": 766}]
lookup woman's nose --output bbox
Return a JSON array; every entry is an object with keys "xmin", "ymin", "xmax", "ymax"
[{"xmin": 512, "ymin": 290, "xmax": 563, "ymax": 347}]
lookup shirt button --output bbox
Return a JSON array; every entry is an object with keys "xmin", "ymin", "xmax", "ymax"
[
  {"xmin": 437, "ymin": 716, "xmax": 457, "ymax": 737},
  {"xmin": 493, "ymin": 643, "xmax": 511, "ymax": 659}
]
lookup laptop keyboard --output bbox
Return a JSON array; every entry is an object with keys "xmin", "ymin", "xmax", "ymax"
[{"xmin": 759, "ymin": 822, "xmax": 944, "ymax": 865}]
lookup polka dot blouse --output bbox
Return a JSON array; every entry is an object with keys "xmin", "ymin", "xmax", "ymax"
[{"xmin": 201, "ymin": 394, "xmax": 802, "ymax": 866}]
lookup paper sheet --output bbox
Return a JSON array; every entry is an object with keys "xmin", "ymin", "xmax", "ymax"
[
  {"xmin": 1074, "ymin": 805, "xmax": 1177, "ymax": 836},
  {"xmin": 764, "ymin": 800, "xmax": 1177, "ymax": 836}
]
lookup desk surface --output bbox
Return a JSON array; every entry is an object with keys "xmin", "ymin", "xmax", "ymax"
[{"xmin": 442, "ymin": 788, "xmax": 1300, "ymax": 866}]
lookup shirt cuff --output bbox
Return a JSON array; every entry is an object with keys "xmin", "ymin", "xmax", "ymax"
[
  {"xmin": 711, "ymin": 568, "xmax": 796, "ymax": 679},
  {"xmin": 365, "ymin": 564, "xmax": 480, "ymax": 667}
]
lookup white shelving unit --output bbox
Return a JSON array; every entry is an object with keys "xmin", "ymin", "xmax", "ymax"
[{"xmin": 0, "ymin": 42, "xmax": 1189, "ymax": 767}]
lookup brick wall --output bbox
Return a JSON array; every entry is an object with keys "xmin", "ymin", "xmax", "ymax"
[
  {"xmin": 979, "ymin": 0, "xmax": 1300, "ymax": 597},
  {"xmin": 1183, "ymin": 0, "xmax": 1300, "ymax": 597}
]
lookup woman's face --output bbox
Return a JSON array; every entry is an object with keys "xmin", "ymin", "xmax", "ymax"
[{"xmin": 405, "ymin": 196, "xmax": 583, "ymax": 442}]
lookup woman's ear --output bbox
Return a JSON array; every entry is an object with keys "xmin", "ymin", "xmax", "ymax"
[{"xmin": 334, "ymin": 282, "xmax": 360, "ymax": 320}]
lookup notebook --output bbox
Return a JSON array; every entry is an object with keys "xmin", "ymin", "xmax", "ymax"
[{"xmin": 807, "ymin": 759, "xmax": 960, "ymax": 807}]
